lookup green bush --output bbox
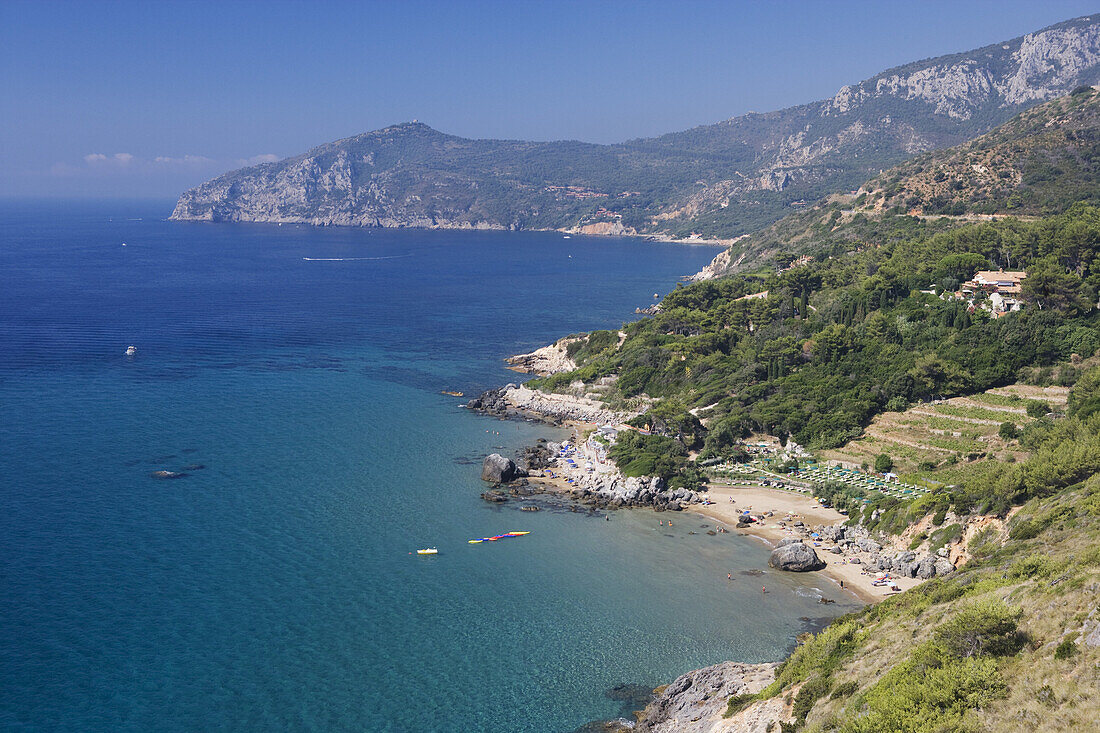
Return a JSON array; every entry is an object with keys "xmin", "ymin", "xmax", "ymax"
[
  {"xmin": 999, "ymin": 421, "xmax": 1018, "ymax": 439},
  {"xmin": 933, "ymin": 600, "xmax": 1024, "ymax": 658},
  {"xmin": 839, "ymin": 644, "xmax": 1006, "ymax": 733},
  {"xmin": 792, "ymin": 675, "xmax": 831, "ymax": 724},
  {"xmin": 874, "ymin": 453, "xmax": 894, "ymax": 473},
  {"xmin": 928, "ymin": 523, "xmax": 961, "ymax": 553},
  {"xmin": 724, "ymin": 692, "xmax": 758, "ymax": 718},
  {"xmin": 1054, "ymin": 638, "xmax": 1078, "ymax": 659},
  {"xmin": 1026, "ymin": 399, "xmax": 1051, "ymax": 418},
  {"xmin": 829, "ymin": 680, "xmax": 859, "ymax": 700}
]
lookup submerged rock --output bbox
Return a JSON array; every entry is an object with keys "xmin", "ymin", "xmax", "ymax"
[
  {"xmin": 150, "ymin": 470, "xmax": 188, "ymax": 479},
  {"xmin": 768, "ymin": 542, "xmax": 826, "ymax": 572}
]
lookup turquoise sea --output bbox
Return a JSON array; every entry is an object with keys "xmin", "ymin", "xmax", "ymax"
[{"xmin": 0, "ymin": 200, "xmax": 859, "ymax": 731}]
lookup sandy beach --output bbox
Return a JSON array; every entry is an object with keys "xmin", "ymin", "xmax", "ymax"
[{"xmin": 695, "ymin": 483, "xmax": 925, "ymax": 604}]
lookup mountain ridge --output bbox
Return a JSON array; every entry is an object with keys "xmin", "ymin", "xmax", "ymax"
[{"xmin": 172, "ymin": 15, "xmax": 1100, "ymax": 240}]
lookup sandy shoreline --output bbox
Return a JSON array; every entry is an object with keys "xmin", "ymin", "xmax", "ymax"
[{"xmin": 694, "ymin": 483, "xmax": 925, "ymax": 604}]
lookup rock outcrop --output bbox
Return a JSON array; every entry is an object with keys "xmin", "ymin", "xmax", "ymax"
[
  {"xmin": 505, "ymin": 338, "xmax": 579, "ymax": 376},
  {"xmin": 634, "ymin": 662, "xmax": 781, "ymax": 733},
  {"xmin": 467, "ymin": 384, "xmax": 638, "ymax": 425},
  {"xmin": 768, "ymin": 542, "xmax": 826, "ymax": 572},
  {"xmin": 481, "ymin": 454, "xmax": 518, "ymax": 484}
]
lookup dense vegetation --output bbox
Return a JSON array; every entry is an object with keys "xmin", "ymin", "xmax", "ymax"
[{"xmin": 534, "ymin": 205, "xmax": 1100, "ymax": 485}]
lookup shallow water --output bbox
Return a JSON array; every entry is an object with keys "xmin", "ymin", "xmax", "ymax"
[{"xmin": 0, "ymin": 200, "xmax": 859, "ymax": 731}]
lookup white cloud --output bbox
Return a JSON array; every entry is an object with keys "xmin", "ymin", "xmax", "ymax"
[
  {"xmin": 83, "ymin": 152, "xmax": 133, "ymax": 166},
  {"xmin": 154, "ymin": 154, "xmax": 215, "ymax": 165},
  {"xmin": 238, "ymin": 153, "xmax": 279, "ymax": 165},
  {"xmin": 52, "ymin": 150, "xmax": 281, "ymax": 179}
]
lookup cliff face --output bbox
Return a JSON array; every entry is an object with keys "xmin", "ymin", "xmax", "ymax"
[{"xmin": 172, "ymin": 15, "xmax": 1100, "ymax": 240}]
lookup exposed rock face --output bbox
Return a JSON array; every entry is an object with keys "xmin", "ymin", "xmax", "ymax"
[
  {"xmin": 505, "ymin": 338, "xmax": 579, "ymax": 376},
  {"xmin": 171, "ymin": 17, "xmax": 1100, "ymax": 240},
  {"xmin": 481, "ymin": 454, "xmax": 517, "ymax": 483},
  {"xmin": 635, "ymin": 662, "xmax": 781, "ymax": 733},
  {"xmin": 467, "ymin": 385, "xmax": 638, "ymax": 425},
  {"xmin": 769, "ymin": 542, "xmax": 826, "ymax": 572}
]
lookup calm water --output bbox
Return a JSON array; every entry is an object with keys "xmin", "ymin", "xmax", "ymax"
[{"xmin": 0, "ymin": 200, "xmax": 858, "ymax": 731}]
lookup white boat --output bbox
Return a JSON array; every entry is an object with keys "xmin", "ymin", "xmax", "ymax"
[
  {"xmin": 125, "ymin": 345, "xmax": 137, "ymax": 356},
  {"xmin": 416, "ymin": 548, "xmax": 438, "ymax": 555}
]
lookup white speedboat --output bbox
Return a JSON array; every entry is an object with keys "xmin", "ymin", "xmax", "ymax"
[
  {"xmin": 125, "ymin": 345, "xmax": 137, "ymax": 356},
  {"xmin": 416, "ymin": 548, "xmax": 438, "ymax": 555}
]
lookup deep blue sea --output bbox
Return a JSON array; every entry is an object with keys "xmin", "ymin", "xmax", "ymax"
[{"xmin": 0, "ymin": 200, "xmax": 858, "ymax": 732}]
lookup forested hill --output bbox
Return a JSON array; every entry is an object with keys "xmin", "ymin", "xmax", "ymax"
[{"xmin": 172, "ymin": 15, "xmax": 1100, "ymax": 239}]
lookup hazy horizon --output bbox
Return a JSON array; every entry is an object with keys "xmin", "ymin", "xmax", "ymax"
[{"xmin": 3, "ymin": 0, "xmax": 1098, "ymax": 199}]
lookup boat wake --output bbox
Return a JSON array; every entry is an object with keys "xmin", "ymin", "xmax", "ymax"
[{"xmin": 302, "ymin": 254, "xmax": 412, "ymax": 261}]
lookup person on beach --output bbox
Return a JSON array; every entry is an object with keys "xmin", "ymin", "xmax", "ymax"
[
  {"xmin": 728, "ymin": 573, "xmax": 732, "ymax": 580},
  {"xmin": 762, "ymin": 586, "xmax": 767, "ymax": 594}
]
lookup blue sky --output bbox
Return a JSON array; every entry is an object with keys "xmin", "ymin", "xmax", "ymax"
[{"xmin": 2, "ymin": 0, "xmax": 1097, "ymax": 198}]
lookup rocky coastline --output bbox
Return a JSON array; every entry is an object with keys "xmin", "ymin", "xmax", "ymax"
[
  {"xmin": 468, "ymin": 384, "xmax": 706, "ymax": 511},
  {"xmin": 466, "ymin": 384, "xmax": 636, "ymax": 426}
]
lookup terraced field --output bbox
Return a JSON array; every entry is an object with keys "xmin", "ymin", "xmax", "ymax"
[{"xmin": 819, "ymin": 385, "xmax": 1068, "ymax": 474}]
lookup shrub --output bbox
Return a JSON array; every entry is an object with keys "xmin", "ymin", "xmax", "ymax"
[
  {"xmin": 829, "ymin": 680, "xmax": 859, "ymax": 700},
  {"xmin": 724, "ymin": 692, "xmax": 758, "ymax": 718},
  {"xmin": 792, "ymin": 675, "xmax": 831, "ymax": 724},
  {"xmin": 839, "ymin": 645, "xmax": 1005, "ymax": 733},
  {"xmin": 874, "ymin": 453, "xmax": 894, "ymax": 473},
  {"xmin": 928, "ymin": 523, "xmax": 961, "ymax": 553},
  {"xmin": 1009, "ymin": 554, "xmax": 1052, "ymax": 579},
  {"xmin": 1025, "ymin": 399, "xmax": 1051, "ymax": 418},
  {"xmin": 1009, "ymin": 517, "xmax": 1043, "ymax": 540},
  {"xmin": 998, "ymin": 421, "xmax": 1018, "ymax": 440},
  {"xmin": 934, "ymin": 600, "xmax": 1024, "ymax": 658},
  {"xmin": 885, "ymin": 396, "xmax": 909, "ymax": 412},
  {"xmin": 1054, "ymin": 638, "xmax": 1078, "ymax": 659}
]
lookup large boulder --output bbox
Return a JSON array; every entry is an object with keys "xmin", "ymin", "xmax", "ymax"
[
  {"xmin": 769, "ymin": 542, "xmax": 826, "ymax": 572},
  {"xmin": 934, "ymin": 558, "xmax": 956, "ymax": 577},
  {"xmin": 916, "ymin": 557, "xmax": 938, "ymax": 579},
  {"xmin": 481, "ymin": 453, "xmax": 517, "ymax": 483},
  {"xmin": 857, "ymin": 538, "xmax": 882, "ymax": 554},
  {"xmin": 896, "ymin": 561, "xmax": 917, "ymax": 578}
]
